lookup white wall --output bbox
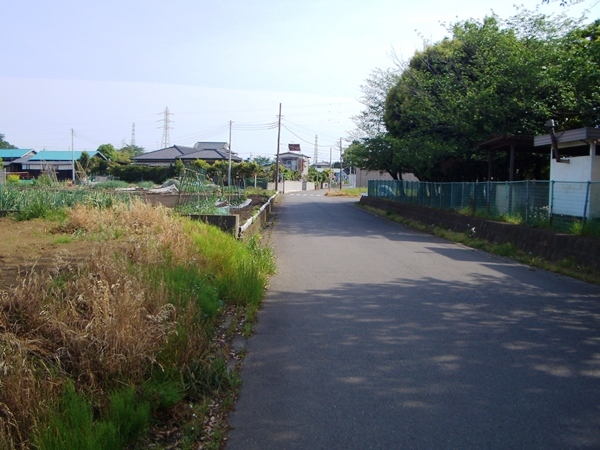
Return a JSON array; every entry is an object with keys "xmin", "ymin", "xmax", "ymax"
[
  {"xmin": 551, "ymin": 155, "xmax": 592, "ymax": 182},
  {"xmin": 549, "ymin": 144, "xmax": 600, "ymax": 219},
  {"xmin": 267, "ymin": 181, "xmax": 315, "ymax": 193},
  {"xmin": 354, "ymin": 168, "xmax": 418, "ymax": 187}
]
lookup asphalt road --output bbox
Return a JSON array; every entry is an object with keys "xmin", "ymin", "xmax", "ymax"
[{"xmin": 226, "ymin": 190, "xmax": 600, "ymax": 449}]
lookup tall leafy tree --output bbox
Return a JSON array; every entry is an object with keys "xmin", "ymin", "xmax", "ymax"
[
  {"xmin": 345, "ymin": 68, "xmax": 411, "ymax": 180},
  {"xmin": 97, "ymin": 144, "xmax": 118, "ymax": 161},
  {"xmin": 383, "ymin": 9, "xmax": 598, "ymax": 181}
]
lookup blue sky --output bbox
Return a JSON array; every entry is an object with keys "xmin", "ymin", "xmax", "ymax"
[{"xmin": 1, "ymin": 0, "xmax": 594, "ymax": 162}]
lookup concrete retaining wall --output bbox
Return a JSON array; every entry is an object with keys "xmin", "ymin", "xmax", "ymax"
[
  {"xmin": 187, "ymin": 214, "xmax": 240, "ymax": 236},
  {"xmin": 360, "ymin": 196, "xmax": 600, "ymax": 272}
]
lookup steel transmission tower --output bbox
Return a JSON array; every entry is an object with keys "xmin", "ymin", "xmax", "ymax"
[{"xmin": 158, "ymin": 107, "xmax": 174, "ymax": 149}]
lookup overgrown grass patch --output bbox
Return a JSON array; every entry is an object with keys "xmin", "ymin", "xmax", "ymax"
[
  {"xmin": 0, "ymin": 200, "xmax": 275, "ymax": 449},
  {"xmin": 325, "ymin": 187, "xmax": 366, "ymax": 197}
]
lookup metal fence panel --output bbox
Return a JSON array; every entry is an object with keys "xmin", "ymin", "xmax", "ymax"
[{"xmin": 368, "ymin": 179, "xmax": 599, "ymax": 232}]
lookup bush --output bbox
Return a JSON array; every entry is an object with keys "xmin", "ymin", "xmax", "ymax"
[
  {"xmin": 109, "ymin": 164, "xmax": 177, "ymax": 184},
  {"xmin": 6, "ymin": 174, "xmax": 19, "ymax": 184}
]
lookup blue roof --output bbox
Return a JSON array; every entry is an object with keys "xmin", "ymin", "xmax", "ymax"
[
  {"xmin": 28, "ymin": 150, "xmax": 100, "ymax": 161},
  {"xmin": 0, "ymin": 149, "xmax": 34, "ymax": 159}
]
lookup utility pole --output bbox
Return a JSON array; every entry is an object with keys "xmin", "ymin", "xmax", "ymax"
[
  {"xmin": 158, "ymin": 107, "xmax": 173, "ymax": 149},
  {"xmin": 314, "ymin": 135, "xmax": 318, "ymax": 163},
  {"xmin": 275, "ymin": 103, "xmax": 282, "ymax": 192},
  {"xmin": 329, "ymin": 146, "xmax": 332, "ymax": 191},
  {"xmin": 71, "ymin": 128, "xmax": 75, "ymax": 182},
  {"xmin": 228, "ymin": 120, "xmax": 233, "ymax": 186},
  {"xmin": 339, "ymin": 138, "xmax": 343, "ymax": 190}
]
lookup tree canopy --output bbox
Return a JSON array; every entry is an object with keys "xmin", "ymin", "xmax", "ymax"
[
  {"xmin": 347, "ymin": 10, "xmax": 599, "ymax": 182},
  {"xmin": 0, "ymin": 133, "xmax": 17, "ymax": 150}
]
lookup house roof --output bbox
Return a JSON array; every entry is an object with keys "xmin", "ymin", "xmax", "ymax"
[
  {"xmin": 13, "ymin": 150, "xmax": 104, "ymax": 164},
  {"xmin": 132, "ymin": 144, "xmax": 241, "ymax": 163},
  {"xmin": 0, "ymin": 149, "xmax": 35, "ymax": 159},
  {"xmin": 278, "ymin": 152, "xmax": 311, "ymax": 159},
  {"xmin": 194, "ymin": 141, "xmax": 229, "ymax": 151},
  {"xmin": 534, "ymin": 127, "xmax": 600, "ymax": 148}
]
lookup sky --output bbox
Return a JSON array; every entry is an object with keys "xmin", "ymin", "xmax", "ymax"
[{"xmin": 1, "ymin": 0, "xmax": 595, "ymax": 163}]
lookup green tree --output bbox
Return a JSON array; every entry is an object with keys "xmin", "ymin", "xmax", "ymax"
[
  {"xmin": 383, "ymin": 9, "xmax": 597, "ymax": 181},
  {"xmin": 232, "ymin": 161, "xmax": 261, "ymax": 183},
  {"xmin": 345, "ymin": 68, "xmax": 409, "ymax": 180},
  {"xmin": 97, "ymin": 144, "xmax": 118, "ymax": 161},
  {"xmin": 250, "ymin": 155, "xmax": 273, "ymax": 167},
  {"xmin": 191, "ymin": 159, "xmax": 211, "ymax": 172},
  {"xmin": 112, "ymin": 144, "xmax": 145, "ymax": 163},
  {"xmin": 344, "ymin": 135, "xmax": 411, "ymax": 181},
  {"xmin": 0, "ymin": 133, "xmax": 17, "ymax": 149}
]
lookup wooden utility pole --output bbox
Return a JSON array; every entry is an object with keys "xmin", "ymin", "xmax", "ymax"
[
  {"xmin": 275, "ymin": 103, "xmax": 282, "ymax": 192},
  {"xmin": 339, "ymin": 138, "xmax": 343, "ymax": 190},
  {"xmin": 329, "ymin": 146, "xmax": 332, "ymax": 191},
  {"xmin": 228, "ymin": 120, "xmax": 233, "ymax": 186},
  {"xmin": 71, "ymin": 128, "xmax": 75, "ymax": 182}
]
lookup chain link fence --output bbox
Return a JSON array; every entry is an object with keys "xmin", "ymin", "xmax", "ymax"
[{"xmin": 368, "ymin": 179, "xmax": 600, "ymax": 231}]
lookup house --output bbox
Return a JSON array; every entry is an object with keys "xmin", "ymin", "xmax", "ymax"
[
  {"xmin": 278, "ymin": 144, "xmax": 310, "ymax": 176},
  {"xmin": 12, "ymin": 150, "xmax": 107, "ymax": 180},
  {"xmin": 0, "ymin": 149, "xmax": 36, "ymax": 177},
  {"xmin": 534, "ymin": 126, "xmax": 600, "ymax": 219},
  {"xmin": 132, "ymin": 142, "xmax": 241, "ymax": 167},
  {"xmin": 311, "ymin": 161, "xmax": 332, "ymax": 170}
]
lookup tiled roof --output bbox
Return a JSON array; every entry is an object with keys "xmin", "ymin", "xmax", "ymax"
[{"xmin": 132, "ymin": 144, "xmax": 241, "ymax": 163}]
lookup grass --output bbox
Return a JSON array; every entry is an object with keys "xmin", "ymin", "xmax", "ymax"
[
  {"xmin": 0, "ymin": 199, "xmax": 275, "ymax": 449},
  {"xmin": 34, "ymin": 382, "xmax": 151, "ymax": 450},
  {"xmin": 361, "ymin": 204, "xmax": 600, "ymax": 285},
  {"xmin": 325, "ymin": 187, "xmax": 366, "ymax": 197},
  {"xmin": 570, "ymin": 219, "xmax": 600, "ymax": 238}
]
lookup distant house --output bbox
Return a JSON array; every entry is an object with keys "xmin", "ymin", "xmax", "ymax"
[
  {"xmin": 12, "ymin": 150, "xmax": 107, "ymax": 180},
  {"xmin": 311, "ymin": 161, "xmax": 331, "ymax": 170},
  {"xmin": 278, "ymin": 144, "xmax": 310, "ymax": 176},
  {"xmin": 131, "ymin": 142, "xmax": 241, "ymax": 167},
  {"xmin": 0, "ymin": 149, "xmax": 36, "ymax": 175}
]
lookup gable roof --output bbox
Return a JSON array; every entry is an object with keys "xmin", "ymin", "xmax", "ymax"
[
  {"xmin": 278, "ymin": 151, "xmax": 311, "ymax": 159},
  {"xmin": 13, "ymin": 150, "xmax": 105, "ymax": 164},
  {"xmin": 29, "ymin": 150, "xmax": 104, "ymax": 161},
  {"xmin": 0, "ymin": 149, "xmax": 35, "ymax": 160},
  {"xmin": 132, "ymin": 144, "xmax": 241, "ymax": 164},
  {"xmin": 534, "ymin": 127, "xmax": 600, "ymax": 148}
]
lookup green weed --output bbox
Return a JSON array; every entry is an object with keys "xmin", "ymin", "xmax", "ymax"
[
  {"xmin": 34, "ymin": 381, "xmax": 150, "ymax": 450},
  {"xmin": 52, "ymin": 235, "xmax": 73, "ymax": 244}
]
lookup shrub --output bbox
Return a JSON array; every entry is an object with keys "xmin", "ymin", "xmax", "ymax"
[{"xmin": 6, "ymin": 174, "xmax": 19, "ymax": 184}]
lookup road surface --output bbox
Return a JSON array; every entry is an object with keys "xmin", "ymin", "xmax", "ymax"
[{"xmin": 227, "ymin": 191, "xmax": 600, "ymax": 449}]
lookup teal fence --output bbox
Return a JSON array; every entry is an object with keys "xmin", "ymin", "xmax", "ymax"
[{"xmin": 368, "ymin": 179, "xmax": 600, "ymax": 231}]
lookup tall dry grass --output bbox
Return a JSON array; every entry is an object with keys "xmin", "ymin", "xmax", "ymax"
[{"xmin": 0, "ymin": 200, "xmax": 217, "ymax": 448}]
